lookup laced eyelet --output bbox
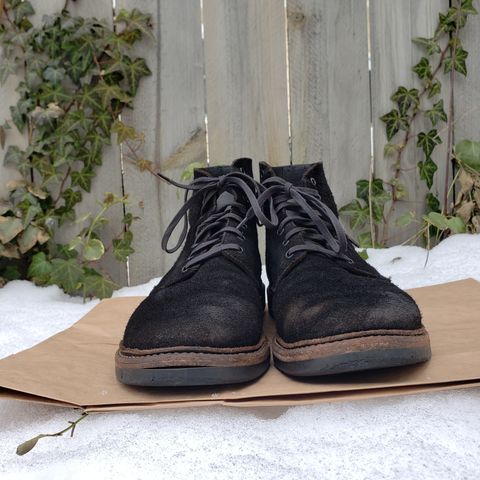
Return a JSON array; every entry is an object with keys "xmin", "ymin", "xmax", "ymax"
[
  {"xmin": 285, "ymin": 250, "xmax": 293, "ymax": 259},
  {"xmin": 276, "ymin": 227, "xmax": 284, "ymax": 236},
  {"xmin": 181, "ymin": 265, "xmax": 190, "ymax": 273},
  {"xmin": 282, "ymin": 239, "xmax": 290, "ymax": 247},
  {"xmin": 310, "ymin": 177, "xmax": 317, "ymax": 186},
  {"xmin": 238, "ymin": 246, "xmax": 244, "ymax": 253}
]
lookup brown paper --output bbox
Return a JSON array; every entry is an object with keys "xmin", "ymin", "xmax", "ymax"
[{"xmin": 0, "ymin": 279, "xmax": 479, "ymax": 412}]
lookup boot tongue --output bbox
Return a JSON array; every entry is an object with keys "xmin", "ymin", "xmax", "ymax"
[{"xmin": 215, "ymin": 191, "xmax": 236, "ymax": 211}]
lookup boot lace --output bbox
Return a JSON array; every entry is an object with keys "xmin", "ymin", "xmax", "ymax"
[
  {"xmin": 157, "ymin": 171, "xmax": 276, "ymax": 271},
  {"xmin": 260, "ymin": 176, "xmax": 352, "ymax": 263}
]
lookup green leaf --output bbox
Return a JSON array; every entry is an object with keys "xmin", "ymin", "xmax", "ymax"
[
  {"xmin": 3, "ymin": 264, "xmax": 21, "ymax": 280},
  {"xmin": 425, "ymin": 100, "xmax": 448, "ymax": 126},
  {"xmin": 0, "ymin": 215, "xmax": 24, "ymax": 243},
  {"xmin": 395, "ymin": 211, "xmax": 416, "ymax": 227},
  {"xmin": 93, "ymin": 80, "xmax": 132, "ymax": 109},
  {"xmin": 454, "ymin": 139, "xmax": 480, "ymax": 172},
  {"xmin": 180, "ymin": 161, "xmax": 207, "ymax": 182},
  {"xmin": 426, "ymin": 192, "xmax": 441, "ymax": 213},
  {"xmin": 13, "ymin": 1, "xmax": 34, "ymax": 25},
  {"xmin": 357, "ymin": 232, "xmax": 374, "ymax": 249},
  {"xmin": 121, "ymin": 57, "xmax": 151, "ymax": 95},
  {"xmin": 417, "ymin": 129, "xmax": 442, "ymax": 157},
  {"xmin": 339, "ymin": 200, "xmax": 369, "ymax": 230},
  {"xmin": 356, "ymin": 180, "xmax": 369, "ymax": 202},
  {"xmin": 112, "ymin": 231, "xmax": 134, "ymax": 262},
  {"xmin": 418, "ymin": 157, "xmax": 438, "ymax": 189},
  {"xmin": 390, "ymin": 86, "xmax": 419, "ymax": 116},
  {"xmin": 446, "ymin": 216, "xmax": 466, "ymax": 234},
  {"xmin": 426, "ymin": 212, "xmax": 449, "ymax": 230},
  {"xmin": 111, "ymin": 120, "xmax": 137, "ymax": 144},
  {"xmin": 383, "ymin": 143, "xmax": 400, "ymax": 158},
  {"xmin": 17, "ymin": 224, "xmax": 40, "ymax": 253},
  {"xmin": 380, "ymin": 109, "xmax": 409, "ymax": 141},
  {"xmin": 412, "ymin": 57, "xmax": 432, "ymax": 80},
  {"xmin": 50, "ymin": 258, "xmax": 83, "ymax": 293},
  {"xmin": 43, "ymin": 66, "xmax": 65, "ymax": 85},
  {"xmin": 61, "ymin": 188, "xmax": 82, "ymax": 210},
  {"xmin": 71, "ymin": 168, "xmax": 95, "ymax": 192},
  {"xmin": 27, "ymin": 252, "xmax": 53, "ymax": 279},
  {"xmin": 115, "ymin": 8, "xmax": 154, "ymax": 40},
  {"xmin": 83, "ymin": 238, "xmax": 105, "ymax": 261},
  {"xmin": 428, "ymin": 80, "xmax": 442, "ymax": 99},
  {"xmin": 82, "ymin": 272, "xmax": 118, "ymax": 299},
  {"xmin": 358, "ymin": 249, "xmax": 369, "ymax": 260},
  {"xmin": 444, "ymin": 46, "xmax": 468, "ymax": 76},
  {"xmin": 412, "ymin": 37, "xmax": 441, "ymax": 55},
  {"xmin": 4, "ymin": 145, "xmax": 26, "ymax": 167}
]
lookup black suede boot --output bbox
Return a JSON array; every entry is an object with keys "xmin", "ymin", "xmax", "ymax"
[
  {"xmin": 260, "ymin": 162, "xmax": 431, "ymax": 376},
  {"xmin": 116, "ymin": 158, "xmax": 271, "ymax": 386}
]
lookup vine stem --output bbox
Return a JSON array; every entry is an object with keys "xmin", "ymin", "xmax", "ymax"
[{"xmin": 381, "ymin": 41, "xmax": 451, "ymax": 245}]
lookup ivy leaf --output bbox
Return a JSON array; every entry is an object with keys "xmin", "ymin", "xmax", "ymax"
[
  {"xmin": 417, "ymin": 129, "xmax": 442, "ymax": 157},
  {"xmin": 357, "ymin": 232, "xmax": 374, "ymax": 249},
  {"xmin": 446, "ymin": 216, "xmax": 466, "ymax": 234},
  {"xmin": 412, "ymin": 37, "xmax": 441, "ymax": 55},
  {"xmin": 454, "ymin": 139, "xmax": 480, "ymax": 172},
  {"xmin": 50, "ymin": 258, "xmax": 83, "ymax": 293},
  {"xmin": 17, "ymin": 224, "xmax": 41, "ymax": 253},
  {"xmin": 13, "ymin": 0, "xmax": 34, "ymax": 25},
  {"xmin": 3, "ymin": 145, "xmax": 26, "ymax": 167},
  {"xmin": 426, "ymin": 192, "xmax": 440, "ymax": 213},
  {"xmin": 356, "ymin": 180, "xmax": 369, "ymax": 202},
  {"xmin": 428, "ymin": 80, "xmax": 442, "ymax": 98},
  {"xmin": 412, "ymin": 57, "xmax": 432, "ymax": 80},
  {"xmin": 43, "ymin": 66, "xmax": 65, "ymax": 85},
  {"xmin": 425, "ymin": 100, "xmax": 447, "ymax": 126},
  {"xmin": 61, "ymin": 188, "xmax": 82, "ymax": 210},
  {"xmin": 0, "ymin": 215, "xmax": 24, "ymax": 243},
  {"xmin": 112, "ymin": 120, "xmax": 137, "ymax": 144},
  {"xmin": 418, "ymin": 157, "xmax": 438, "ymax": 189},
  {"xmin": 112, "ymin": 231, "xmax": 134, "ymax": 261},
  {"xmin": 27, "ymin": 252, "xmax": 53, "ymax": 280},
  {"xmin": 444, "ymin": 46, "xmax": 468, "ymax": 76},
  {"xmin": 339, "ymin": 200, "xmax": 369, "ymax": 230},
  {"xmin": 380, "ymin": 109, "xmax": 409, "ymax": 141},
  {"xmin": 123, "ymin": 57, "xmax": 151, "ymax": 95},
  {"xmin": 93, "ymin": 80, "xmax": 132, "ymax": 108},
  {"xmin": 71, "ymin": 168, "xmax": 95, "ymax": 192},
  {"xmin": 115, "ymin": 8, "xmax": 154, "ymax": 40},
  {"xmin": 383, "ymin": 143, "xmax": 401, "ymax": 158},
  {"xmin": 0, "ymin": 55, "xmax": 21, "ymax": 85},
  {"xmin": 82, "ymin": 271, "xmax": 118, "ymax": 299},
  {"xmin": 390, "ymin": 87, "xmax": 419, "ymax": 116},
  {"xmin": 426, "ymin": 212, "xmax": 449, "ymax": 230},
  {"xmin": 83, "ymin": 238, "xmax": 105, "ymax": 261}
]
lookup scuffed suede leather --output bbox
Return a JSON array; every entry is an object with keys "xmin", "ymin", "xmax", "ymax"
[
  {"xmin": 260, "ymin": 162, "xmax": 422, "ymax": 343},
  {"xmin": 122, "ymin": 158, "xmax": 265, "ymax": 350}
]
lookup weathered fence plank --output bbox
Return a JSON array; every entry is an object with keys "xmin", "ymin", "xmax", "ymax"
[
  {"xmin": 203, "ymin": 0, "xmax": 290, "ymax": 169},
  {"xmin": 370, "ymin": 0, "xmax": 450, "ymax": 246},
  {"xmin": 117, "ymin": 0, "xmax": 206, "ymax": 285},
  {"xmin": 287, "ymin": 0, "xmax": 371, "ymax": 213},
  {"xmin": 455, "ymin": 4, "xmax": 480, "ymax": 146}
]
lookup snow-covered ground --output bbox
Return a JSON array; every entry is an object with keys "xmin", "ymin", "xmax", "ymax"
[{"xmin": 1, "ymin": 234, "xmax": 480, "ymax": 479}]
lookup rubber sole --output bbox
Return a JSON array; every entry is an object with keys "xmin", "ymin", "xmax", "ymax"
[
  {"xmin": 115, "ymin": 337, "xmax": 270, "ymax": 387},
  {"xmin": 272, "ymin": 327, "xmax": 431, "ymax": 377}
]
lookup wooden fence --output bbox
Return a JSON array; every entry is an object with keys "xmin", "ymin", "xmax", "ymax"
[{"xmin": 0, "ymin": 0, "xmax": 479, "ymax": 286}]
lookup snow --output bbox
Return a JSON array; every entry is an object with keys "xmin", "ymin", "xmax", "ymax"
[{"xmin": 1, "ymin": 233, "xmax": 480, "ymax": 479}]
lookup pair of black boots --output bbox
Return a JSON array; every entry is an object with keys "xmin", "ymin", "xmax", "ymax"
[{"xmin": 115, "ymin": 158, "xmax": 431, "ymax": 387}]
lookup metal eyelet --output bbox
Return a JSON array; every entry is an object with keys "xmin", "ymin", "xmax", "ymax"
[
  {"xmin": 285, "ymin": 250, "xmax": 293, "ymax": 259},
  {"xmin": 310, "ymin": 177, "xmax": 317, "ymax": 186}
]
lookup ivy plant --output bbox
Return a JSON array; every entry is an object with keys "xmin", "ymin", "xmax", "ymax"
[
  {"xmin": 0, "ymin": 1, "xmax": 152, "ymax": 297},
  {"xmin": 340, "ymin": 0, "xmax": 478, "ymax": 248}
]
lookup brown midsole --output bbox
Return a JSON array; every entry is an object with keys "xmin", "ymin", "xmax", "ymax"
[
  {"xmin": 273, "ymin": 327, "xmax": 431, "ymax": 363},
  {"xmin": 116, "ymin": 336, "xmax": 270, "ymax": 369}
]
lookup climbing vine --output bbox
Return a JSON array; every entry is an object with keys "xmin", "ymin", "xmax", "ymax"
[
  {"xmin": 340, "ymin": 0, "xmax": 479, "ymax": 248},
  {"xmin": 0, "ymin": 1, "xmax": 152, "ymax": 297}
]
